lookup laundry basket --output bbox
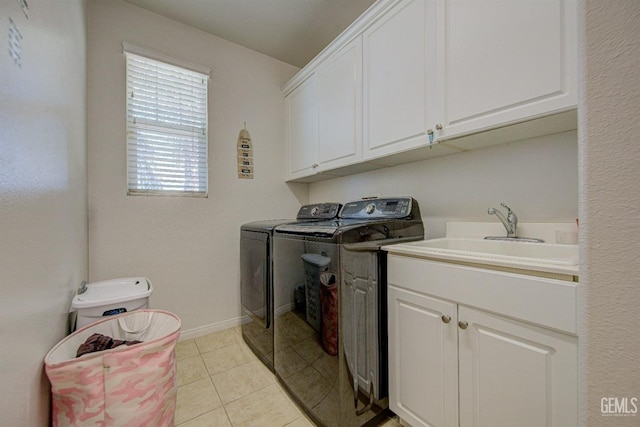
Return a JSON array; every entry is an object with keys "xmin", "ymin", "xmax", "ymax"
[
  {"xmin": 44, "ymin": 309, "xmax": 181, "ymax": 427},
  {"xmin": 301, "ymin": 253, "xmax": 332, "ymax": 333}
]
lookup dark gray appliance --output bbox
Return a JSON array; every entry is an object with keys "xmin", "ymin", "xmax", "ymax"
[
  {"xmin": 240, "ymin": 203, "xmax": 340, "ymax": 371},
  {"xmin": 272, "ymin": 197, "xmax": 424, "ymax": 426}
]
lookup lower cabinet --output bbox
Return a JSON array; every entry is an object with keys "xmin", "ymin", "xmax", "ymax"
[
  {"xmin": 388, "ymin": 286, "xmax": 458, "ymax": 427},
  {"xmin": 388, "ymin": 285, "xmax": 578, "ymax": 427}
]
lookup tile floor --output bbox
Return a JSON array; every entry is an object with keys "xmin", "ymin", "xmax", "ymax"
[{"xmin": 175, "ymin": 326, "xmax": 402, "ymax": 427}]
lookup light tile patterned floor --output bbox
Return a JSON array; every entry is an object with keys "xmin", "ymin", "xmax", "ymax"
[{"xmin": 175, "ymin": 326, "xmax": 403, "ymax": 427}]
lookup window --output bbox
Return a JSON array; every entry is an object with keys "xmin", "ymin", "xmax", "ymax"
[{"xmin": 124, "ymin": 42, "xmax": 209, "ymax": 196}]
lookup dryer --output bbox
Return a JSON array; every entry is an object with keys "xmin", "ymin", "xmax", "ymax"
[{"xmin": 240, "ymin": 202, "xmax": 340, "ymax": 371}]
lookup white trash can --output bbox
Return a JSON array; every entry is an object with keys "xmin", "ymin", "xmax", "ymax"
[{"xmin": 70, "ymin": 277, "xmax": 153, "ymax": 331}]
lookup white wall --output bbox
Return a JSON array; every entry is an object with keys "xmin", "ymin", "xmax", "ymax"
[
  {"xmin": 86, "ymin": 0, "xmax": 304, "ymax": 332},
  {"xmin": 579, "ymin": 1, "xmax": 640, "ymax": 425},
  {"xmin": 0, "ymin": 0, "xmax": 87, "ymax": 425},
  {"xmin": 310, "ymin": 130, "xmax": 579, "ymax": 237}
]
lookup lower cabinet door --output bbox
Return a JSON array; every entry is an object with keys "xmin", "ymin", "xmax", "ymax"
[
  {"xmin": 388, "ymin": 285, "xmax": 458, "ymax": 427},
  {"xmin": 457, "ymin": 306, "xmax": 578, "ymax": 427}
]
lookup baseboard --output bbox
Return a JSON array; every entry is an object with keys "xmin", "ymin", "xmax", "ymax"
[
  {"xmin": 178, "ymin": 315, "xmax": 249, "ymax": 341},
  {"xmin": 275, "ymin": 302, "xmax": 295, "ymax": 316}
]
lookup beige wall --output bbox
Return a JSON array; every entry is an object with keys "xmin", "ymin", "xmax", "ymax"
[
  {"xmin": 310, "ymin": 130, "xmax": 579, "ymax": 237},
  {"xmin": 1, "ymin": 1, "xmax": 635, "ymax": 424},
  {"xmin": 579, "ymin": 1, "xmax": 640, "ymax": 425},
  {"xmin": 86, "ymin": 0, "xmax": 304, "ymax": 333},
  {"xmin": 0, "ymin": 0, "xmax": 87, "ymax": 425}
]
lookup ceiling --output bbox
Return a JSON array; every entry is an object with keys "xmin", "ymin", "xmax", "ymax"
[{"xmin": 122, "ymin": 0, "xmax": 377, "ymax": 68}]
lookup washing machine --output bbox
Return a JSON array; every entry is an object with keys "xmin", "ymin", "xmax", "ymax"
[{"xmin": 272, "ymin": 197, "xmax": 424, "ymax": 426}]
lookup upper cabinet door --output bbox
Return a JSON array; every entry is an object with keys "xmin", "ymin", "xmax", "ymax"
[
  {"xmin": 285, "ymin": 74, "xmax": 318, "ymax": 180},
  {"xmin": 435, "ymin": 0, "xmax": 577, "ymax": 140},
  {"xmin": 316, "ymin": 37, "xmax": 363, "ymax": 170},
  {"xmin": 363, "ymin": 0, "xmax": 438, "ymax": 161}
]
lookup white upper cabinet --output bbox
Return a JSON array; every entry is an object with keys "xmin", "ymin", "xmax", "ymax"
[
  {"xmin": 434, "ymin": 0, "xmax": 577, "ymax": 140},
  {"xmin": 285, "ymin": 39, "xmax": 363, "ymax": 180},
  {"xmin": 362, "ymin": 0, "xmax": 437, "ymax": 161},
  {"xmin": 316, "ymin": 37, "xmax": 363, "ymax": 170},
  {"xmin": 282, "ymin": 0, "xmax": 578, "ymax": 181},
  {"xmin": 285, "ymin": 74, "xmax": 318, "ymax": 180}
]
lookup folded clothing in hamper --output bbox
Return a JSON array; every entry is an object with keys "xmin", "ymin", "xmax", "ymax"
[{"xmin": 76, "ymin": 333, "xmax": 142, "ymax": 357}]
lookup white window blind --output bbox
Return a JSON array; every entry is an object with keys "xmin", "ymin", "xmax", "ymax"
[{"xmin": 124, "ymin": 44, "xmax": 209, "ymax": 196}]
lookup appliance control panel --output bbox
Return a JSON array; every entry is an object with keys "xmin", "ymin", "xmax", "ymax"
[
  {"xmin": 297, "ymin": 202, "xmax": 341, "ymax": 220},
  {"xmin": 340, "ymin": 197, "xmax": 413, "ymax": 219}
]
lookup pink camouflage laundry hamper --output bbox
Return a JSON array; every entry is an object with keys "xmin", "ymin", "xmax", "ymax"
[{"xmin": 44, "ymin": 309, "xmax": 181, "ymax": 427}]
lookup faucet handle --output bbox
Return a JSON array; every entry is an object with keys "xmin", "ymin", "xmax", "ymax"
[{"xmin": 502, "ymin": 203, "xmax": 518, "ymax": 229}]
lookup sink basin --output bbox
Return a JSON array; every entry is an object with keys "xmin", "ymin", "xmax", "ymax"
[
  {"xmin": 415, "ymin": 238, "xmax": 577, "ymax": 263},
  {"xmin": 385, "ymin": 237, "xmax": 579, "ymax": 275}
]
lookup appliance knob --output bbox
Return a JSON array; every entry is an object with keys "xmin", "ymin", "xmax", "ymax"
[
  {"xmin": 311, "ymin": 207, "xmax": 320, "ymax": 216},
  {"xmin": 365, "ymin": 203, "xmax": 376, "ymax": 214}
]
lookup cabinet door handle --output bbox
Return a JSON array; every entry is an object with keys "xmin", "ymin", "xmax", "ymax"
[
  {"xmin": 458, "ymin": 320, "xmax": 469, "ymax": 330},
  {"xmin": 435, "ymin": 123, "xmax": 443, "ymax": 131},
  {"xmin": 441, "ymin": 315, "xmax": 451, "ymax": 324},
  {"xmin": 312, "ymin": 163, "xmax": 318, "ymax": 168}
]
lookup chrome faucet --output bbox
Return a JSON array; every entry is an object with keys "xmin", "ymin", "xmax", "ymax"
[{"xmin": 488, "ymin": 203, "xmax": 517, "ymax": 238}]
